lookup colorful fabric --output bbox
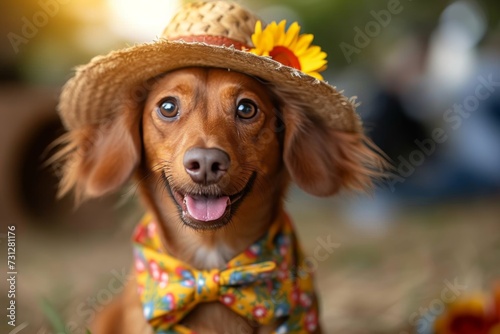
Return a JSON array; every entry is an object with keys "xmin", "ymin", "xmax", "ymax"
[{"xmin": 133, "ymin": 211, "xmax": 319, "ymax": 333}]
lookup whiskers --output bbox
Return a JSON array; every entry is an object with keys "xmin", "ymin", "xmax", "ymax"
[
  {"xmin": 129, "ymin": 160, "xmax": 173, "ymax": 199},
  {"xmin": 236, "ymin": 160, "xmax": 276, "ymax": 203}
]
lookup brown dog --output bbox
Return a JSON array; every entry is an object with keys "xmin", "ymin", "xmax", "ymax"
[
  {"xmin": 52, "ymin": 2, "xmax": 385, "ymax": 333},
  {"xmin": 53, "ymin": 67, "xmax": 383, "ymax": 333}
]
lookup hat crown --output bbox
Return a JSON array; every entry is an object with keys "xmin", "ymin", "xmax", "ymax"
[
  {"xmin": 59, "ymin": 1, "xmax": 358, "ymax": 134},
  {"xmin": 162, "ymin": 1, "xmax": 258, "ymax": 47}
]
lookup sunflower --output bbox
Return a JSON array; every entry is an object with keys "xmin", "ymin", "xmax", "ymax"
[
  {"xmin": 434, "ymin": 291, "xmax": 500, "ymax": 334},
  {"xmin": 250, "ymin": 20, "xmax": 328, "ymax": 80}
]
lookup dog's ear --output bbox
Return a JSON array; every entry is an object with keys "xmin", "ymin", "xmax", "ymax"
[
  {"xmin": 51, "ymin": 107, "xmax": 141, "ymax": 203},
  {"xmin": 281, "ymin": 102, "xmax": 385, "ymax": 197}
]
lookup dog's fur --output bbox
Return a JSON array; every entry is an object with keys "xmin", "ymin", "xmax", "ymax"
[{"xmin": 53, "ymin": 67, "xmax": 384, "ymax": 333}]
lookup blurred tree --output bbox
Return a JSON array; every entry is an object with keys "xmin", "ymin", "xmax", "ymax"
[
  {"xmin": 1, "ymin": 0, "xmax": 498, "ymax": 84},
  {"xmin": 251, "ymin": 0, "xmax": 499, "ymax": 71}
]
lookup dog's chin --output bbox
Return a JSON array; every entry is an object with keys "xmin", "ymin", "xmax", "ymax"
[{"xmin": 164, "ymin": 173, "xmax": 256, "ymax": 231}]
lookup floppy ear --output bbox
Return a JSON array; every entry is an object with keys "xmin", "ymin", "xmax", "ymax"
[
  {"xmin": 51, "ymin": 107, "xmax": 141, "ymax": 203},
  {"xmin": 282, "ymin": 103, "xmax": 386, "ymax": 197}
]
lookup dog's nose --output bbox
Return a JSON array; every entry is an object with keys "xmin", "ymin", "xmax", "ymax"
[{"xmin": 183, "ymin": 148, "xmax": 230, "ymax": 184}]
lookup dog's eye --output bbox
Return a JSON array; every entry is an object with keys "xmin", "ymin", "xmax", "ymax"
[
  {"xmin": 236, "ymin": 99, "xmax": 258, "ymax": 120},
  {"xmin": 157, "ymin": 98, "xmax": 179, "ymax": 120}
]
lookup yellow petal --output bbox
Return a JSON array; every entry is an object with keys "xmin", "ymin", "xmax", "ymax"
[
  {"xmin": 301, "ymin": 58, "xmax": 328, "ymax": 73},
  {"xmin": 276, "ymin": 20, "xmax": 287, "ymax": 45},
  {"xmin": 294, "ymin": 34, "xmax": 314, "ymax": 55},
  {"xmin": 308, "ymin": 71, "xmax": 324, "ymax": 80},
  {"xmin": 255, "ymin": 20, "xmax": 262, "ymax": 34},
  {"xmin": 267, "ymin": 21, "xmax": 279, "ymax": 39},
  {"xmin": 283, "ymin": 22, "xmax": 301, "ymax": 48},
  {"xmin": 251, "ymin": 21, "xmax": 263, "ymax": 49},
  {"xmin": 249, "ymin": 47, "xmax": 259, "ymax": 55},
  {"xmin": 315, "ymin": 52, "xmax": 328, "ymax": 65},
  {"xmin": 260, "ymin": 29, "xmax": 275, "ymax": 53},
  {"xmin": 300, "ymin": 45, "xmax": 322, "ymax": 58}
]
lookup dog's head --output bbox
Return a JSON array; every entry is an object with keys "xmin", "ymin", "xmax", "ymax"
[
  {"xmin": 54, "ymin": 67, "xmax": 384, "ymax": 230},
  {"xmin": 140, "ymin": 68, "xmax": 284, "ymax": 230}
]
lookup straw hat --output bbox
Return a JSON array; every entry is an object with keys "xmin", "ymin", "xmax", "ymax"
[{"xmin": 58, "ymin": 1, "xmax": 361, "ymax": 133}]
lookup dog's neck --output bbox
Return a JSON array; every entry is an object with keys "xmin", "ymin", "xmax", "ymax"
[{"xmin": 138, "ymin": 176, "xmax": 288, "ymax": 270}]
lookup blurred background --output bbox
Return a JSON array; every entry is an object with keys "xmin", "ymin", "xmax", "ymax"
[{"xmin": 0, "ymin": 0, "xmax": 499, "ymax": 333}]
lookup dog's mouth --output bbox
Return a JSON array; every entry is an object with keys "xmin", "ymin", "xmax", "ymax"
[{"xmin": 164, "ymin": 172, "xmax": 257, "ymax": 230}]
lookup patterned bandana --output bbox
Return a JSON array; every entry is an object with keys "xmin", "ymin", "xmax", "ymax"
[{"xmin": 132, "ymin": 212, "xmax": 319, "ymax": 333}]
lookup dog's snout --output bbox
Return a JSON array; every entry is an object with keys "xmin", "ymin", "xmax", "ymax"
[{"xmin": 183, "ymin": 148, "xmax": 230, "ymax": 184}]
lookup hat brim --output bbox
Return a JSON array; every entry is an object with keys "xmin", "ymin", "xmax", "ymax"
[{"xmin": 59, "ymin": 39, "xmax": 362, "ymax": 132}]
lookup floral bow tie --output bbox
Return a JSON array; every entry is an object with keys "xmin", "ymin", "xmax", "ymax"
[{"xmin": 132, "ymin": 212, "xmax": 319, "ymax": 333}]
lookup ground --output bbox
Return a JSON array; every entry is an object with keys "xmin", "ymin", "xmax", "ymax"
[{"xmin": 1, "ymin": 190, "xmax": 499, "ymax": 334}]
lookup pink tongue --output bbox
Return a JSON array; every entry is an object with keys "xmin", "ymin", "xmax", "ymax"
[{"xmin": 185, "ymin": 195, "xmax": 229, "ymax": 222}]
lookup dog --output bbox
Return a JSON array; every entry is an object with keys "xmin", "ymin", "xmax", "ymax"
[{"xmin": 52, "ymin": 2, "xmax": 385, "ymax": 333}]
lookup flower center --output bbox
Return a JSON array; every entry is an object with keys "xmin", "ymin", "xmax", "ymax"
[{"xmin": 269, "ymin": 46, "xmax": 301, "ymax": 70}]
